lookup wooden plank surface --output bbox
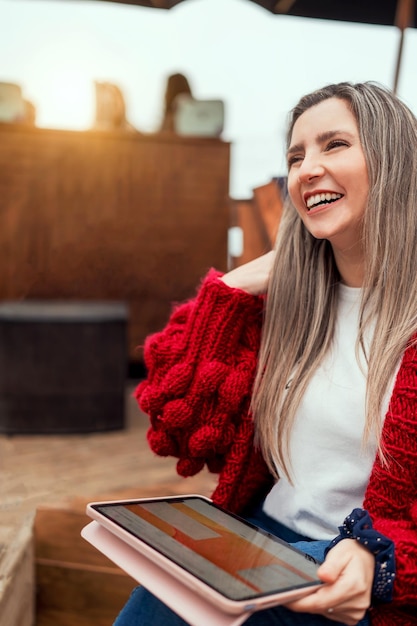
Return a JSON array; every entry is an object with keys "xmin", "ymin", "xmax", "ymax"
[
  {"xmin": 34, "ymin": 507, "xmax": 135, "ymax": 626},
  {"xmin": 0, "ymin": 124, "xmax": 230, "ymax": 360},
  {"xmin": 0, "ymin": 514, "xmax": 34, "ymax": 626},
  {"xmin": 0, "ymin": 381, "xmax": 216, "ymax": 525},
  {"xmin": 0, "ymin": 380, "xmax": 217, "ymax": 626}
]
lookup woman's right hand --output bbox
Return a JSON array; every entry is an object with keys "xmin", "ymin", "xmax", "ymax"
[{"xmin": 220, "ymin": 251, "xmax": 276, "ymax": 295}]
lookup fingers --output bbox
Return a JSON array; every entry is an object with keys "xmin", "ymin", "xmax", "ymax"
[
  {"xmin": 285, "ymin": 539, "xmax": 373, "ymax": 624},
  {"xmin": 324, "ymin": 603, "xmax": 369, "ymax": 626},
  {"xmin": 287, "ymin": 590, "xmax": 369, "ymax": 625}
]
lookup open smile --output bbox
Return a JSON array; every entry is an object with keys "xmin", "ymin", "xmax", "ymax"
[{"xmin": 306, "ymin": 192, "xmax": 343, "ymax": 211}]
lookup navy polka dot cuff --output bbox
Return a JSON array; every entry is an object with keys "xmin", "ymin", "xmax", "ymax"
[{"xmin": 325, "ymin": 508, "xmax": 395, "ymax": 602}]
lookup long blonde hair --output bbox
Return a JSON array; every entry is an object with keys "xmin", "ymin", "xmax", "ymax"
[{"xmin": 252, "ymin": 82, "xmax": 417, "ymax": 480}]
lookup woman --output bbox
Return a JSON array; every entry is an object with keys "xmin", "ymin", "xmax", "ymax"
[{"xmin": 115, "ymin": 82, "xmax": 417, "ymax": 625}]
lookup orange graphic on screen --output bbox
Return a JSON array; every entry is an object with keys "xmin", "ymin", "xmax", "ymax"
[{"xmin": 124, "ymin": 502, "xmax": 313, "ymax": 591}]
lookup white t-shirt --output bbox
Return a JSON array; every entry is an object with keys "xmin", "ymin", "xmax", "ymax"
[{"xmin": 263, "ymin": 284, "xmax": 393, "ymax": 540}]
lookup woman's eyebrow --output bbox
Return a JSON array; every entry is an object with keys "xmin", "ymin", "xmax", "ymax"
[
  {"xmin": 287, "ymin": 129, "xmax": 355, "ymax": 156},
  {"xmin": 286, "ymin": 142, "xmax": 303, "ymax": 157}
]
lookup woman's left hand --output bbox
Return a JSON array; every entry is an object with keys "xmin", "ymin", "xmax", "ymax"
[{"xmin": 285, "ymin": 538, "xmax": 374, "ymax": 625}]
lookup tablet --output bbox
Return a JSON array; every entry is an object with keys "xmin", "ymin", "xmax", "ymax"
[{"xmin": 86, "ymin": 494, "xmax": 323, "ymax": 615}]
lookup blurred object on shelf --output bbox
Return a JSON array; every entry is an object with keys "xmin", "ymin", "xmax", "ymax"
[
  {"xmin": 160, "ymin": 72, "xmax": 193, "ymax": 132},
  {"xmin": 23, "ymin": 99, "xmax": 36, "ymax": 126},
  {"xmin": 174, "ymin": 95, "xmax": 225, "ymax": 138},
  {"xmin": 93, "ymin": 81, "xmax": 138, "ymax": 132},
  {"xmin": 0, "ymin": 82, "xmax": 36, "ymax": 125}
]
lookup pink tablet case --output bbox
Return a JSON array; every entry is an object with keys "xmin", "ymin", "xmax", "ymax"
[{"xmin": 81, "ymin": 521, "xmax": 253, "ymax": 626}]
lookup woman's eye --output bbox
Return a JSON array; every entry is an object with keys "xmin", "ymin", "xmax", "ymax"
[
  {"xmin": 287, "ymin": 155, "xmax": 303, "ymax": 167},
  {"xmin": 326, "ymin": 139, "xmax": 348, "ymax": 151}
]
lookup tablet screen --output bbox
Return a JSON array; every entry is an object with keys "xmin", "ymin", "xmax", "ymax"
[{"xmin": 91, "ymin": 496, "xmax": 321, "ymax": 602}]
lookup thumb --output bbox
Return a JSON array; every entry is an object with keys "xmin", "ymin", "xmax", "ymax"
[{"xmin": 317, "ymin": 553, "xmax": 345, "ymax": 584}]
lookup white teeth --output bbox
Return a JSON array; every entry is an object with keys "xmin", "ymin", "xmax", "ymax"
[{"xmin": 306, "ymin": 193, "xmax": 342, "ymax": 209}]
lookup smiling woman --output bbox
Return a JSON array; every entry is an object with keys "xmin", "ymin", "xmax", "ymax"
[
  {"xmin": 109, "ymin": 81, "xmax": 417, "ymax": 626},
  {"xmin": 286, "ymin": 97, "xmax": 369, "ymax": 286}
]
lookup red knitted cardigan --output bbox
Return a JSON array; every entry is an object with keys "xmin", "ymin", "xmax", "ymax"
[{"xmin": 136, "ymin": 269, "xmax": 417, "ymax": 625}]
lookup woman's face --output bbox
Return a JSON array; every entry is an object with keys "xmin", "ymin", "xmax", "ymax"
[{"xmin": 287, "ymin": 97, "xmax": 369, "ymax": 256}]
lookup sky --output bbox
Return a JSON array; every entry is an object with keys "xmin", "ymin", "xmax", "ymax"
[{"xmin": 1, "ymin": 0, "xmax": 417, "ymax": 197}]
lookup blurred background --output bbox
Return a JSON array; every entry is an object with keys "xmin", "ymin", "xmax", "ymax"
[{"xmin": 1, "ymin": 0, "xmax": 416, "ymax": 197}]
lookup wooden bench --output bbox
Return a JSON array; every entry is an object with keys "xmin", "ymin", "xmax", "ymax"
[
  {"xmin": 34, "ymin": 485, "xmax": 213, "ymax": 626},
  {"xmin": 35, "ymin": 505, "xmax": 135, "ymax": 626},
  {"xmin": 0, "ymin": 512, "xmax": 35, "ymax": 626}
]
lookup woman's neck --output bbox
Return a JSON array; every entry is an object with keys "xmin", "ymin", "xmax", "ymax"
[{"xmin": 333, "ymin": 246, "xmax": 365, "ymax": 288}]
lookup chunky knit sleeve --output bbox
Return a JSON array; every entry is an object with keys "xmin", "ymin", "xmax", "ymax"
[
  {"xmin": 364, "ymin": 343, "xmax": 417, "ymax": 610},
  {"xmin": 135, "ymin": 269, "xmax": 269, "ymax": 498}
]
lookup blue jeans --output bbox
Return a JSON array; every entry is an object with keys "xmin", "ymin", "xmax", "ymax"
[{"xmin": 113, "ymin": 505, "xmax": 370, "ymax": 626}]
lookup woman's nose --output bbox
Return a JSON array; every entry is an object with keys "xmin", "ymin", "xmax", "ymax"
[{"xmin": 297, "ymin": 155, "xmax": 324, "ymax": 184}]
